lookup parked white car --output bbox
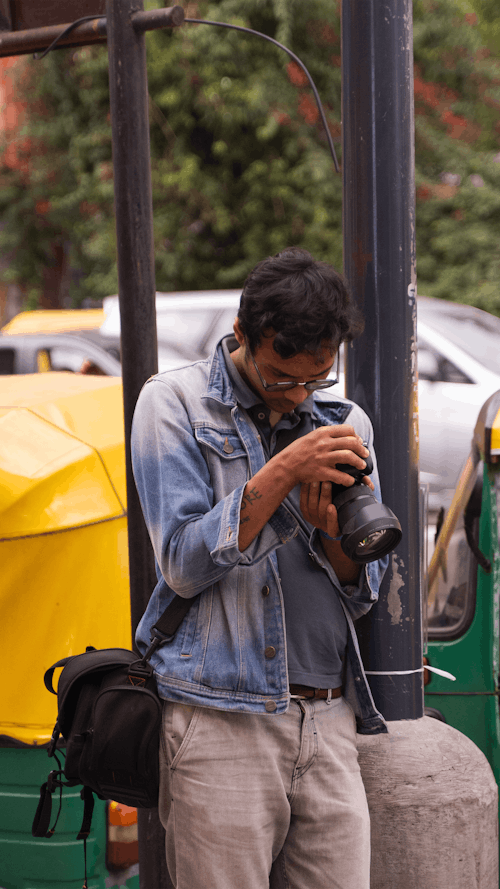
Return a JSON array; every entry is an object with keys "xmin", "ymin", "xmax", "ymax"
[{"xmin": 101, "ymin": 291, "xmax": 500, "ymax": 515}]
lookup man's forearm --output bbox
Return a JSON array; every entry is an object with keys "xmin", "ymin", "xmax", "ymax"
[{"xmin": 238, "ymin": 456, "xmax": 294, "ymax": 551}]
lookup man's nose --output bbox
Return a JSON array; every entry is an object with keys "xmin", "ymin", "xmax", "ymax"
[{"xmin": 289, "ymin": 385, "xmax": 310, "ymax": 405}]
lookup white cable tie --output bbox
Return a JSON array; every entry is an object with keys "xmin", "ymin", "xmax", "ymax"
[{"xmin": 365, "ymin": 666, "xmax": 456, "ymax": 681}]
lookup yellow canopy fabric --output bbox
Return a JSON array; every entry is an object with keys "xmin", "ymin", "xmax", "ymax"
[{"xmin": 0, "ymin": 375, "xmax": 132, "ymax": 745}]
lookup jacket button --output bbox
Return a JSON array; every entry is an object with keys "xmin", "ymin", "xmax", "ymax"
[
  {"xmin": 261, "ymin": 585, "xmax": 270, "ymax": 597},
  {"xmin": 265, "ymin": 700, "xmax": 277, "ymax": 712},
  {"xmin": 265, "ymin": 646, "xmax": 276, "ymax": 659}
]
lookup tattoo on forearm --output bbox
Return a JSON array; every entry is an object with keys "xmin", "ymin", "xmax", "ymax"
[
  {"xmin": 245, "ymin": 486, "xmax": 262, "ymax": 505},
  {"xmin": 240, "ymin": 486, "xmax": 263, "ymax": 519}
]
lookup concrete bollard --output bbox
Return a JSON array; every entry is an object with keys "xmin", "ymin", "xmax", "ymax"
[{"xmin": 357, "ymin": 716, "xmax": 499, "ymax": 888}]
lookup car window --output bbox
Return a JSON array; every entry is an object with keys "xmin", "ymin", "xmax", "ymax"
[
  {"xmin": 418, "ymin": 340, "xmax": 472, "ymax": 384},
  {"xmin": 0, "ymin": 347, "xmax": 15, "ymax": 374},
  {"xmin": 48, "ymin": 346, "xmax": 97, "ymax": 373},
  {"xmin": 422, "ymin": 305, "xmax": 500, "ymax": 376}
]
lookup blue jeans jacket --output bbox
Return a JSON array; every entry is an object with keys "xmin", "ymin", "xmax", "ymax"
[{"xmin": 131, "ymin": 341, "xmax": 388, "ymax": 734}]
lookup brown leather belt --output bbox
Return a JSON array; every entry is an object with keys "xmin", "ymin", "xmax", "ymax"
[{"xmin": 289, "ymin": 684, "xmax": 342, "ymax": 700}]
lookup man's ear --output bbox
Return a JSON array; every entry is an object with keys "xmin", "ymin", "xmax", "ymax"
[{"xmin": 233, "ymin": 316, "xmax": 245, "ymax": 346}]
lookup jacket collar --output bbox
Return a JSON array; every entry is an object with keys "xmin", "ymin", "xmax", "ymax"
[{"xmin": 203, "ymin": 337, "xmax": 239, "ymax": 407}]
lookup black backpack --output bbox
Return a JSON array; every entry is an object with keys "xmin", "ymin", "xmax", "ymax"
[{"xmin": 32, "ymin": 593, "xmax": 195, "ymax": 874}]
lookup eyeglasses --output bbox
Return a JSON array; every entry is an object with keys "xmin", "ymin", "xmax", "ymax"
[{"xmin": 246, "ymin": 339, "xmax": 340, "ymax": 392}]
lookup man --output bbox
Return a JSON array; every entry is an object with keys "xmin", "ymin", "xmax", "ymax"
[{"xmin": 131, "ymin": 248, "xmax": 388, "ymax": 889}]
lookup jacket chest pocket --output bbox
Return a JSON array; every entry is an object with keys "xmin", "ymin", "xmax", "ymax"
[{"xmin": 194, "ymin": 427, "xmax": 248, "ymax": 491}]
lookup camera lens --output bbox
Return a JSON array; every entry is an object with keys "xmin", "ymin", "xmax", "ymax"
[
  {"xmin": 330, "ymin": 456, "xmax": 402, "ymax": 563},
  {"xmin": 349, "ymin": 526, "xmax": 402, "ymax": 562}
]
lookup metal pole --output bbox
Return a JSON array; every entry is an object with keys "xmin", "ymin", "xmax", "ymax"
[
  {"xmin": 105, "ymin": 0, "xmax": 172, "ymax": 885},
  {"xmin": 341, "ymin": 0, "xmax": 422, "ymax": 720}
]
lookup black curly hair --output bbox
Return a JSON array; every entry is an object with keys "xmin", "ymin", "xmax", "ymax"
[{"xmin": 238, "ymin": 247, "xmax": 364, "ymax": 358}]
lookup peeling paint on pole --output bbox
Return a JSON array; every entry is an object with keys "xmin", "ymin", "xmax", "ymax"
[{"xmin": 387, "ymin": 553, "xmax": 404, "ymax": 625}]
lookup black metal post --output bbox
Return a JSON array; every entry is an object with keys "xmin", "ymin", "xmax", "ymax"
[
  {"xmin": 341, "ymin": 0, "xmax": 423, "ymax": 720},
  {"xmin": 105, "ymin": 0, "xmax": 172, "ymax": 885},
  {"xmin": 106, "ymin": 0, "xmax": 158, "ymax": 663}
]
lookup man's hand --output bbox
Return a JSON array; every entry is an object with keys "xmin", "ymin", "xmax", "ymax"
[
  {"xmin": 279, "ymin": 425, "xmax": 370, "ymax": 488},
  {"xmin": 300, "ymin": 478, "xmax": 374, "ymax": 584},
  {"xmin": 300, "ymin": 481, "xmax": 341, "ymax": 538},
  {"xmin": 237, "ymin": 425, "xmax": 374, "ymax": 554},
  {"xmin": 300, "ymin": 476, "xmax": 375, "ymax": 538}
]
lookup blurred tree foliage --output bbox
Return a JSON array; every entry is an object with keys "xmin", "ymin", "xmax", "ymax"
[
  {"xmin": 414, "ymin": 0, "xmax": 500, "ymax": 315},
  {"xmin": 0, "ymin": 0, "xmax": 500, "ymax": 312},
  {"xmin": 0, "ymin": 0, "xmax": 343, "ymax": 305}
]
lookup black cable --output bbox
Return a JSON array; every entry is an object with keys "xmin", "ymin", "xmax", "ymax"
[
  {"xmin": 184, "ymin": 18, "xmax": 339, "ymax": 173},
  {"xmin": 33, "ymin": 13, "xmax": 340, "ymax": 173},
  {"xmin": 33, "ymin": 16, "xmax": 105, "ymax": 61}
]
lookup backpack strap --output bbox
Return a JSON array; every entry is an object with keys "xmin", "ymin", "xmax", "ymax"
[
  {"xmin": 44, "ymin": 646, "xmax": 98, "ymax": 696},
  {"xmin": 32, "ymin": 781, "xmax": 54, "ymax": 838},
  {"xmin": 32, "ymin": 767, "xmax": 67, "ymax": 838},
  {"xmin": 152, "ymin": 594, "xmax": 198, "ymax": 639},
  {"xmin": 77, "ymin": 787, "xmax": 95, "ymax": 889},
  {"xmin": 76, "ymin": 786, "xmax": 95, "ymax": 840},
  {"xmin": 140, "ymin": 593, "xmax": 199, "ymax": 664},
  {"xmin": 44, "ymin": 657, "xmax": 73, "ymax": 695}
]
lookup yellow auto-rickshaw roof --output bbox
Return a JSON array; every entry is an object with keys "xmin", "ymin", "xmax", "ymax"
[
  {"xmin": 0, "ymin": 374, "xmax": 131, "ymax": 745},
  {"xmin": 1, "ymin": 309, "xmax": 105, "ymax": 335},
  {"xmin": 0, "ymin": 374, "xmax": 126, "ymax": 538}
]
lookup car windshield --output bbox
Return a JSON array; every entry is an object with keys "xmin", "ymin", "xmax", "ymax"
[{"xmin": 421, "ymin": 301, "xmax": 500, "ymax": 376}]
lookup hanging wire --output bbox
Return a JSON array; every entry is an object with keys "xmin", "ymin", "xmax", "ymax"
[
  {"xmin": 33, "ymin": 12, "xmax": 340, "ymax": 173},
  {"xmin": 184, "ymin": 18, "xmax": 339, "ymax": 173},
  {"xmin": 33, "ymin": 16, "xmax": 106, "ymax": 61}
]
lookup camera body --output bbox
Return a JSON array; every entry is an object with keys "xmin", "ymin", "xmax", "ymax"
[
  {"xmin": 332, "ymin": 453, "xmax": 374, "ymax": 496},
  {"xmin": 330, "ymin": 451, "xmax": 402, "ymax": 563}
]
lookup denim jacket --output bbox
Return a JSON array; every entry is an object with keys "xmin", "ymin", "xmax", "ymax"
[{"xmin": 131, "ymin": 340, "xmax": 388, "ymax": 734}]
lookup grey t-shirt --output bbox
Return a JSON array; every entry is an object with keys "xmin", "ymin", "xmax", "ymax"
[{"xmin": 222, "ymin": 336, "xmax": 348, "ymax": 688}]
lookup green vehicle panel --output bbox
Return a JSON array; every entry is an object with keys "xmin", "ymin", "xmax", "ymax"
[{"xmin": 424, "ymin": 391, "xmax": 500, "ymax": 826}]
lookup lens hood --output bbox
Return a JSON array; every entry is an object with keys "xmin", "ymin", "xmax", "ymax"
[{"xmin": 333, "ymin": 485, "xmax": 402, "ymax": 563}]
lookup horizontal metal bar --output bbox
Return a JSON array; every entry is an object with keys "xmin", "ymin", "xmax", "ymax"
[
  {"xmin": 0, "ymin": 17, "xmax": 107, "ymax": 57},
  {"xmin": 0, "ymin": 5, "xmax": 184, "ymax": 59},
  {"xmin": 132, "ymin": 5, "xmax": 185, "ymax": 33}
]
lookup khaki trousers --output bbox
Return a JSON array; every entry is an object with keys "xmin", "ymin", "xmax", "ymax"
[{"xmin": 159, "ymin": 696, "xmax": 370, "ymax": 889}]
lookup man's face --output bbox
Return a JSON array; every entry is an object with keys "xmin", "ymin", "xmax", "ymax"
[{"xmin": 241, "ymin": 331, "xmax": 336, "ymax": 414}]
